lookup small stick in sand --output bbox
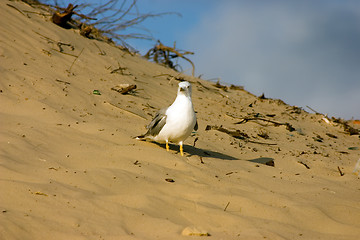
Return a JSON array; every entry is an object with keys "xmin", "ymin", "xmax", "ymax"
[
  {"xmin": 6, "ymin": 4, "xmax": 28, "ymax": 17},
  {"xmin": 337, "ymin": 166, "xmax": 344, "ymax": 176},
  {"xmin": 104, "ymin": 101, "xmax": 147, "ymax": 120},
  {"xmin": 68, "ymin": 48, "xmax": 84, "ymax": 73},
  {"xmin": 298, "ymin": 161, "xmax": 310, "ymax": 169},
  {"xmin": 93, "ymin": 42, "xmax": 106, "ymax": 55},
  {"xmin": 306, "ymin": 105, "xmax": 322, "ymax": 115},
  {"xmin": 153, "ymin": 73, "xmax": 173, "ymax": 78},
  {"xmin": 224, "ymin": 202, "xmax": 230, "ymax": 211},
  {"xmin": 196, "ymin": 80, "xmax": 211, "ymax": 90},
  {"xmin": 57, "ymin": 42, "xmax": 74, "ymax": 53},
  {"xmin": 110, "ymin": 62, "xmax": 129, "ymax": 75},
  {"xmin": 51, "ymin": 49, "xmax": 77, "ymax": 57},
  {"xmin": 247, "ymin": 140, "xmax": 277, "ymax": 146},
  {"xmin": 55, "ymin": 79, "xmax": 71, "ymax": 85},
  {"xmin": 234, "ymin": 117, "xmax": 295, "ymax": 132},
  {"xmin": 326, "ymin": 133, "xmax": 338, "ymax": 139}
]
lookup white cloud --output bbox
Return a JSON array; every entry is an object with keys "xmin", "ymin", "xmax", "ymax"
[{"xmin": 184, "ymin": 1, "xmax": 360, "ymax": 119}]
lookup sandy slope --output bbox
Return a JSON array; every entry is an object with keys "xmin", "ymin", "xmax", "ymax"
[{"xmin": 1, "ymin": 1, "xmax": 360, "ymax": 239}]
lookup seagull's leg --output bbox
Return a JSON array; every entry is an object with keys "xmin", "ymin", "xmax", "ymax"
[
  {"xmin": 179, "ymin": 141, "xmax": 184, "ymax": 156},
  {"xmin": 166, "ymin": 140, "xmax": 169, "ymax": 151}
]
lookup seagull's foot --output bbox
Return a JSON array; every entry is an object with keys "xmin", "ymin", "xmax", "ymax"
[
  {"xmin": 180, "ymin": 142, "xmax": 184, "ymax": 156},
  {"xmin": 166, "ymin": 140, "xmax": 170, "ymax": 151}
]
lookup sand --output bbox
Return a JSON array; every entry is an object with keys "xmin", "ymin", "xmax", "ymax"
[{"xmin": 1, "ymin": 1, "xmax": 360, "ymax": 239}]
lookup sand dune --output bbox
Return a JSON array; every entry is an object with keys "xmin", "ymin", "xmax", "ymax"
[{"xmin": 1, "ymin": 1, "xmax": 360, "ymax": 239}]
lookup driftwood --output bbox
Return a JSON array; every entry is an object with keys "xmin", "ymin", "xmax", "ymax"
[
  {"xmin": 111, "ymin": 84, "xmax": 137, "ymax": 94},
  {"xmin": 205, "ymin": 125, "xmax": 277, "ymax": 146},
  {"xmin": 144, "ymin": 41, "xmax": 195, "ymax": 76},
  {"xmin": 51, "ymin": 3, "xmax": 97, "ymax": 26},
  {"xmin": 51, "ymin": 3, "xmax": 78, "ymax": 27},
  {"xmin": 234, "ymin": 117, "xmax": 295, "ymax": 132},
  {"xmin": 206, "ymin": 125, "xmax": 249, "ymax": 140}
]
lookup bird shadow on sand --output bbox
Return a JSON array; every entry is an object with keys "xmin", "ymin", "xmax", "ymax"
[
  {"xmin": 141, "ymin": 141, "xmax": 276, "ymax": 162},
  {"xmin": 152, "ymin": 142, "xmax": 238, "ymax": 160}
]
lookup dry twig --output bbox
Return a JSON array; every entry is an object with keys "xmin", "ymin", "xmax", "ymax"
[
  {"xmin": 110, "ymin": 62, "xmax": 130, "ymax": 75},
  {"xmin": 298, "ymin": 161, "xmax": 310, "ymax": 169},
  {"xmin": 34, "ymin": 31, "xmax": 75, "ymax": 55},
  {"xmin": 214, "ymin": 81, "xmax": 228, "ymax": 91},
  {"xmin": 337, "ymin": 166, "xmax": 344, "ymax": 176},
  {"xmin": 205, "ymin": 125, "xmax": 277, "ymax": 146},
  {"xmin": 224, "ymin": 202, "xmax": 230, "ymax": 211},
  {"xmin": 235, "ymin": 117, "xmax": 295, "ymax": 132},
  {"xmin": 68, "ymin": 48, "xmax": 84, "ymax": 73},
  {"xmin": 6, "ymin": 4, "xmax": 28, "ymax": 17}
]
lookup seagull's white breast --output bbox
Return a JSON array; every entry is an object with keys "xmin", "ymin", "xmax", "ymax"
[{"xmin": 154, "ymin": 94, "xmax": 196, "ymax": 144}]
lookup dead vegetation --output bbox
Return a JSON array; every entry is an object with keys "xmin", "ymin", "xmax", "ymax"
[
  {"xmin": 144, "ymin": 41, "xmax": 195, "ymax": 76},
  {"xmin": 22, "ymin": 0, "xmax": 196, "ymax": 72},
  {"xmin": 51, "ymin": 3, "xmax": 93, "ymax": 28},
  {"xmin": 25, "ymin": 0, "xmax": 178, "ymax": 50},
  {"xmin": 332, "ymin": 118, "xmax": 360, "ymax": 135},
  {"xmin": 306, "ymin": 105, "xmax": 360, "ymax": 135}
]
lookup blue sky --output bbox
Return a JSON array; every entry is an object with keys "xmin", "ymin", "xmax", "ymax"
[{"xmin": 60, "ymin": 0, "xmax": 360, "ymax": 119}]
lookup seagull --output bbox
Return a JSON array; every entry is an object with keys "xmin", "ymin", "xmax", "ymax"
[{"xmin": 137, "ymin": 81, "xmax": 198, "ymax": 156}]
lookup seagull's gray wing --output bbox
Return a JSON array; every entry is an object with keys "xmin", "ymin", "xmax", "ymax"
[{"xmin": 145, "ymin": 108, "xmax": 167, "ymax": 136}]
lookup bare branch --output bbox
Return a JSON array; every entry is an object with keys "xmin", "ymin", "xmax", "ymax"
[{"xmin": 144, "ymin": 41, "xmax": 195, "ymax": 76}]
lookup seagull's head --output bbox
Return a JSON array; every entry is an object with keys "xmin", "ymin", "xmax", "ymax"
[{"xmin": 178, "ymin": 81, "xmax": 192, "ymax": 97}]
